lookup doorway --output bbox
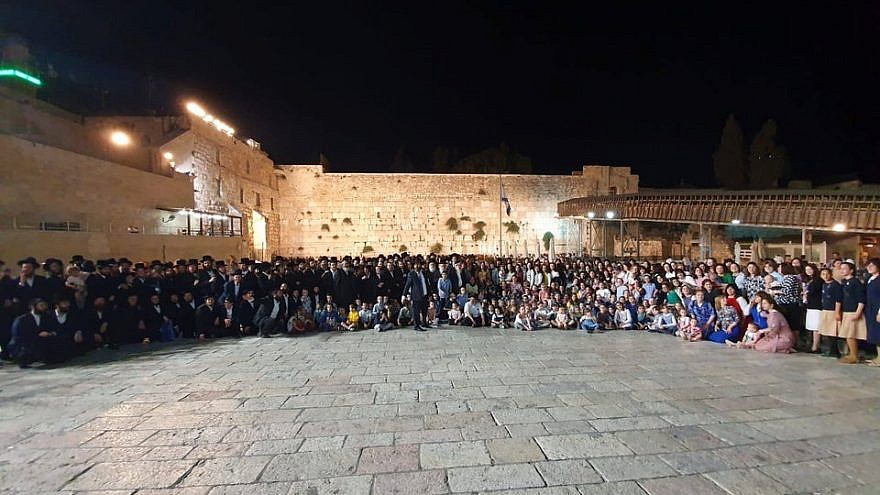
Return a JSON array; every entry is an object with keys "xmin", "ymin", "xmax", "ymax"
[{"xmin": 251, "ymin": 210, "xmax": 267, "ymax": 260}]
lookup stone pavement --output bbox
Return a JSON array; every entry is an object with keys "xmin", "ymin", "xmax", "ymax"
[{"xmin": 1, "ymin": 328, "xmax": 879, "ymax": 495}]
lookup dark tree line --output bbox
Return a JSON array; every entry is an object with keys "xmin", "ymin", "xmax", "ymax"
[{"xmin": 713, "ymin": 114, "xmax": 790, "ymax": 189}]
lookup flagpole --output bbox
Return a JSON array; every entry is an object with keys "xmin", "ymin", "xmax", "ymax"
[{"xmin": 498, "ymin": 173, "xmax": 502, "ymax": 257}]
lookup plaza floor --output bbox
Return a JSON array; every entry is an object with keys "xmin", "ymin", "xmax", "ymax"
[{"xmin": 1, "ymin": 328, "xmax": 879, "ymax": 495}]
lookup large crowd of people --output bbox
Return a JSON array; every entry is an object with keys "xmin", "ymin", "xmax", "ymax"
[{"xmin": 1, "ymin": 251, "xmax": 879, "ymax": 369}]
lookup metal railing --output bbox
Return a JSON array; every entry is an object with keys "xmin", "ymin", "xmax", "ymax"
[
  {"xmin": 0, "ymin": 216, "xmax": 242, "ymax": 237},
  {"xmin": 558, "ymin": 189, "xmax": 880, "ymax": 233}
]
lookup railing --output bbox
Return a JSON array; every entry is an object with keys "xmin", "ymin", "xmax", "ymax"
[
  {"xmin": 0, "ymin": 216, "xmax": 242, "ymax": 237},
  {"xmin": 558, "ymin": 189, "xmax": 880, "ymax": 233}
]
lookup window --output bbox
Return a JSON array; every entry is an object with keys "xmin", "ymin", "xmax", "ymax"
[
  {"xmin": 239, "ymin": 187, "xmax": 244, "ymax": 203},
  {"xmin": 609, "ymin": 186, "xmax": 618, "ymax": 195},
  {"xmin": 246, "ymin": 160, "xmax": 251, "ymax": 174},
  {"xmin": 255, "ymin": 192, "xmax": 261, "ymax": 208},
  {"xmin": 270, "ymin": 197, "xmax": 275, "ymax": 211}
]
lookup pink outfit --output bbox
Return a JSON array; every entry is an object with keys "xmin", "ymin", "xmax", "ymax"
[{"xmin": 754, "ymin": 310, "xmax": 795, "ymax": 353}]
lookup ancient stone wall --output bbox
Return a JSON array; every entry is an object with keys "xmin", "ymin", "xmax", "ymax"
[{"xmin": 276, "ymin": 165, "xmax": 638, "ymax": 257}]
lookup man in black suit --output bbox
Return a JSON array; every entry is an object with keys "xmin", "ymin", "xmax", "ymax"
[
  {"xmin": 195, "ymin": 295, "xmax": 219, "ymax": 340},
  {"xmin": 218, "ymin": 298, "xmax": 242, "ymax": 337},
  {"xmin": 8, "ymin": 298, "xmax": 57, "ymax": 367},
  {"xmin": 13, "ymin": 257, "xmax": 48, "ymax": 311},
  {"xmin": 333, "ymin": 261, "xmax": 357, "ymax": 309},
  {"xmin": 224, "ymin": 273, "xmax": 245, "ymax": 303},
  {"xmin": 177, "ymin": 290, "xmax": 197, "ymax": 338},
  {"xmin": 402, "ymin": 260, "xmax": 430, "ymax": 332},
  {"xmin": 253, "ymin": 289, "xmax": 286, "ymax": 337},
  {"xmin": 237, "ymin": 290, "xmax": 258, "ymax": 335},
  {"xmin": 141, "ymin": 293, "xmax": 168, "ymax": 342}
]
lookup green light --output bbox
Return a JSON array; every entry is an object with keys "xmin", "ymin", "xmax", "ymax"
[{"xmin": 0, "ymin": 68, "xmax": 43, "ymax": 86}]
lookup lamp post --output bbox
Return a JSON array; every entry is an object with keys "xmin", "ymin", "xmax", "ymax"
[{"xmin": 587, "ymin": 211, "xmax": 596, "ymax": 256}]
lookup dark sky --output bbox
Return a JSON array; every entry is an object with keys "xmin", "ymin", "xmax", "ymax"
[{"xmin": 3, "ymin": 2, "xmax": 879, "ymax": 186}]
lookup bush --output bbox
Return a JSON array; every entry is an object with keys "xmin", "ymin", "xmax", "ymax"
[
  {"xmin": 504, "ymin": 221, "xmax": 520, "ymax": 234},
  {"xmin": 321, "ymin": 224, "xmax": 330, "ymax": 231},
  {"xmin": 542, "ymin": 231, "xmax": 554, "ymax": 251},
  {"xmin": 473, "ymin": 229, "xmax": 486, "ymax": 242},
  {"xmin": 473, "ymin": 221, "xmax": 487, "ymax": 230},
  {"xmin": 459, "ymin": 215, "xmax": 471, "ymax": 221},
  {"xmin": 362, "ymin": 245, "xmax": 374, "ymax": 253},
  {"xmin": 429, "ymin": 242, "xmax": 443, "ymax": 254},
  {"xmin": 342, "ymin": 218, "xmax": 352, "ymax": 225},
  {"xmin": 398, "ymin": 244, "xmax": 408, "ymax": 252},
  {"xmin": 445, "ymin": 217, "xmax": 459, "ymax": 231}
]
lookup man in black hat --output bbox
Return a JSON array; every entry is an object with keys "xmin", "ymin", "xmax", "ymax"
[
  {"xmin": 48, "ymin": 297, "xmax": 85, "ymax": 360},
  {"xmin": 8, "ymin": 298, "xmax": 55, "ymax": 368},
  {"xmin": 195, "ymin": 295, "xmax": 220, "ymax": 340},
  {"xmin": 0, "ymin": 259, "xmax": 15, "ymax": 359},
  {"xmin": 109, "ymin": 292, "xmax": 145, "ymax": 346},
  {"xmin": 253, "ymin": 289, "xmax": 286, "ymax": 337},
  {"xmin": 86, "ymin": 260, "xmax": 116, "ymax": 305},
  {"xmin": 237, "ymin": 290, "xmax": 258, "ymax": 335},
  {"xmin": 177, "ymin": 290, "xmax": 197, "ymax": 338},
  {"xmin": 210, "ymin": 260, "xmax": 229, "ymax": 300},
  {"xmin": 14, "ymin": 257, "xmax": 48, "ymax": 308},
  {"xmin": 42, "ymin": 258, "xmax": 66, "ymax": 303}
]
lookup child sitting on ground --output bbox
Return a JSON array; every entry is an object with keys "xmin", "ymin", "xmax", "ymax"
[
  {"xmin": 579, "ymin": 309, "xmax": 599, "ymax": 333},
  {"xmin": 447, "ymin": 302, "xmax": 463, "ymax": 326},
  {"xmin": 491, "ymin": 306, "xmax": 506, "ymax": 328},
  {"xmin": 426, "ymin": 300, "xmax": 439, "ymax": 328},
  {"xmin": 675, "ymin": 307, "xmax": 700, "ymax": 341},
  {"xmin": 730, "ymin": 322, "xmax": 762, "ymax": 348},
  {"xmin": 341, "ymin": 304, "xmax": 360, "ymax": 331},
  {"xmin": 374, "ymin": 308, "xmax": 394, "ymax": 332}
]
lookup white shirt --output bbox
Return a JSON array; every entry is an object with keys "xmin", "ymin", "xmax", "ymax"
[
  {"xmin": 55, "ymin": 309, "xmax": 67, "ymax": 324},
  {"xmin": 31, "ymin": 311, "xmax": 41, "ymax": 326},
  {"xmin": 270, "ymin": 300, "xmax": 280, "ymax": 319}
]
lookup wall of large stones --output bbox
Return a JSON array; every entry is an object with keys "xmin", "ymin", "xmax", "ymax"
[
  {"xmin": 0, "ymin": 133, "xmax": 246, "ymax": 262},
  {"xmin": 183, "ymin": 120, "xmax": 282, "ymax": 259},
  {"xmin": 277, "ymin": 165, "xmax": 637, "ymax": 256}
]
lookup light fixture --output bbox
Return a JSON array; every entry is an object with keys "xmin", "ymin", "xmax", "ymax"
[
  {"xmin": 110, "ymin": 130, "xmax": 131, "ymax": 146},
  {"xmin": 731, "ymin": 219, "xmax": 741, "ymax": 225},
  {"xmin": 605, "ymin": 211, "xmax": 615, "ymax": 219},
  {"xmin": 867, "ymin": 243, "xmax": 875, "ymax": 248},
  {"xmin": 163, "ymin": 151, "xmax": 174, "ymax": 160},
  {"xmin": 185, "ymin": 101, "xmax": 235, "ymax": 136},
  {"xmin": 0, "ymin": 68, "xmax": 42, "ymax": 86},
  {"xmin": 587, "ymin": 211, "xmax": 596, "ymax": 219},
  {"xmin": 832, "ymin": 223, "xmax": 847, "ymax": 232}
]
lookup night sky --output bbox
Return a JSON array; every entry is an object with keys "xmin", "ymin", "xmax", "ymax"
[{"xmin": 3, "ymin": 2, "xmax": 879, "ymax": 186}]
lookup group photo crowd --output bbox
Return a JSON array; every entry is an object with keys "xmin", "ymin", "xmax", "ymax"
[{"xmin": 1, "ymin": 251, "xmax": 879, "ymax": 369}]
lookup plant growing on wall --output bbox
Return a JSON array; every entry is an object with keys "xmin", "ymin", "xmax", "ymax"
[
  {"xmin": 321, "ymin": 224, "xmax": 330, "ymax": 231},
  {"xmin": 473, "ymin": 229, "xmax": 486, "ymax": 242},
  {"xmin": 543, "ymin": 232, "xmax": 554, "ymax": 251},
  {"xmin": 332, "ymin": 235, "xmax": 339, "ymax": 239},
  {"xmin": 342, "ymin": 218, "xmax": 352, "ymax": 225},
  {"xmin": 398, "ymin": 244, "xmax": 408, "ymax": 252},
  {"xmin": 429, "ymin": 242, "xmax": 443, "ymax": 254},
  {"xmin": 504, "ymin": 221, "xmax": 520, "ymax": 234},
  {"xmin": 478, "ymin": 188, "xmax": 487, "ymax": 195},
  {"xmin": 445, "ymin": 217, "xmax": 459, "ymax": 231},
  {"xmin": 474, "ymin": 221, "xmax": 487, "ymax": 230},
  {"xmin": 459, "ymin": 215, "xmax": 471, "ymax": 221},
  {"xmin": 362, "ymin": 245, "xmax": 374, "ymax": 253}
]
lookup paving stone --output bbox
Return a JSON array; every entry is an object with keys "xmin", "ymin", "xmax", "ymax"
[
  {"xmin": 613, "ymin": 430, "xmax": 687, "ymax": 455},
  {"xmin": 244, "ymin": 438, "xmax": 304, "ymax": 455},
  {"xmin": 373, "ymin": 469, "xmax": 449, "ymax": 495},
  {"xmin": 704, "ymin": 468, "xmax": 788, "ymax": 494},
  {"xmin": 358, "ymin": 444, "xmax": 420, "ymax": 473},
  {"xmin": 179, "ymin": 455, "xmax": 271, "ymax": 486},
  {"xmin": 535, "ymin": 433, "xmax": 632, "ymax": 460},
  {"xmin": 421, "ymin": 440, "xmax": 491, "ymax": 468},
  {"xmin": 487, "ymin": 438, "xmax": 546, "ymax": 463},
  {"xmin": 588, "ymin": 455, "xmax": 677, "ymax": 482},
  {"xmin": 637, "ymin": 474, "xmax": 728, "ymax": 495},
  {"xmin": 65, "ymin": 460, "xmax": 197, "ymax": 490},
  {"xmin": 823, "ymin": 451, "xmax": 880, "ymax": 484},
  {"xmin": 298, "ymin": 435, "xmax": 345, "ymax": 451},
  {"xmin": 759, "ymin": 460, "xmax": 856, "ymax": 493},
  {"xmin": 576, "ymin": 481, "xmax": 647, "ymax": 495},
  {"xmin": 287, "ymin": 474, "xmax": 373, "ymax": 494},
  {"xmin": 535, "ymin": 458, "xmax": 602, "ymax": 485},
  {"xmin": 207, "ymin": 482, "xmax": 291, "ymax": 494},
  {"xmin": 260, "ymin": 448, "xmax": 360, "ymax": 481},
  {"xmin": 658, "ymin": 450, "xmax": 734, "ymax": 474},
  {"xmin": 447, "ymin": 463, "xmax": 545, "ymax": 492}
]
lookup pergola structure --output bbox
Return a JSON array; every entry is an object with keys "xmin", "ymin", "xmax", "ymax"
[{"xmin": 557, "ymin": 189, "xmax": 880, "ymax": 258}]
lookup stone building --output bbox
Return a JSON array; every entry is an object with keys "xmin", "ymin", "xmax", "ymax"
[{"xmin": 0, "ymin": 79, "xmax": 637, "ymax": 262}]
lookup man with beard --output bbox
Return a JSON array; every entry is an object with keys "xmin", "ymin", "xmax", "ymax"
[
  {"xmin": 84, "ymin": 296, "xmax": 109, "ymax": 349},
  {"xmin": 177, "ymin": 290, "xmax": 198, "ymax": 338},
  {"xmin": 14, "ymin": 257, "xmax": 48, "ymax": 310},
  {"xmin": 359, "ymin": 265, "xmax": 378, "ymax": 304},
  {"xmin": 254, "ymin": 289, "xmax": 286, "ymax": 337},
  {"xmin": 48, "ymin": 297, "xmax": 85, "ymax": 359},
  {"xmin": 0, "ymin": 260, "xmax": 15, "ymax": 360},
  {"xmin": 110, "ymin": 293, "xmax": 146, "ymax": 346},
  {"xmin": 8, "ymin": 298, "xmax": 56, "ymax": 368},
  {"xmin": 402, "ymin": 259, "xmax": 430, "ymax": 332},
  {"xmin": 87, "ymin": 260, "xmax": 116, "ymax": 305},
  {"xmin": 142, "ymin": 293, "xmax": 169, "ymax": 343},
  {"xmin": 195, "ymin": 295, "xmax": 220, "ymax": 340},
  {"xmin": 42, "ymin": 258, "xmax": 66, "ymax": 304},
  {"xmin": 333, "ymin": 260, "xmax": 357, "ymax": 309},
  {"xmin": 237, "ymin": 290, "xmax": 258, "ymax": 335}
]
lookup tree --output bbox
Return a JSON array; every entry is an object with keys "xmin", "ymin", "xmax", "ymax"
[
  {"xmin": 451, "ymin": 143, "xmax": 532, "ymax": 174},
  {"xmin": 748, "ymin": 119, "xmax": 790, "ymax": 189},
  {"xmin": 390, "ymin": 146, "xmax": 415, "ymax": 172},
  {"xmin": 712, "ymin": 114, "xmax": 748, "ymax": 189},
  {"xmin": 431, "ymin": 146, "xmax": 450, "ymax": 172}
]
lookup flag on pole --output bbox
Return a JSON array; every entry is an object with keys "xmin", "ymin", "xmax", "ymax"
[{"xmin": 500, "ymin": 183, "xmax": 512, "ymax": 216}]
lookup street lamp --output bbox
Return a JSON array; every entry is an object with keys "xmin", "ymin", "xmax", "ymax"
[
  {"xmin": 587, "ymin": 211, "xmax": 596, "ymax": 219},
  {"xmin": 832, "ymin": 223, "xmax": 846, "ymax": 232},
  {"xmin": 605, "ymin": 211, "xmax": 616, "ymax": 219}
]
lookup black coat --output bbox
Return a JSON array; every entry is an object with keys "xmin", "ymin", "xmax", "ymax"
[
  {"xmin": 333, "ymin": 269, "xmax": 357, "ymax": 308},
  {"xmin": 195, "ymin": 303, "xmax": 219, "ymax": 334}
]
